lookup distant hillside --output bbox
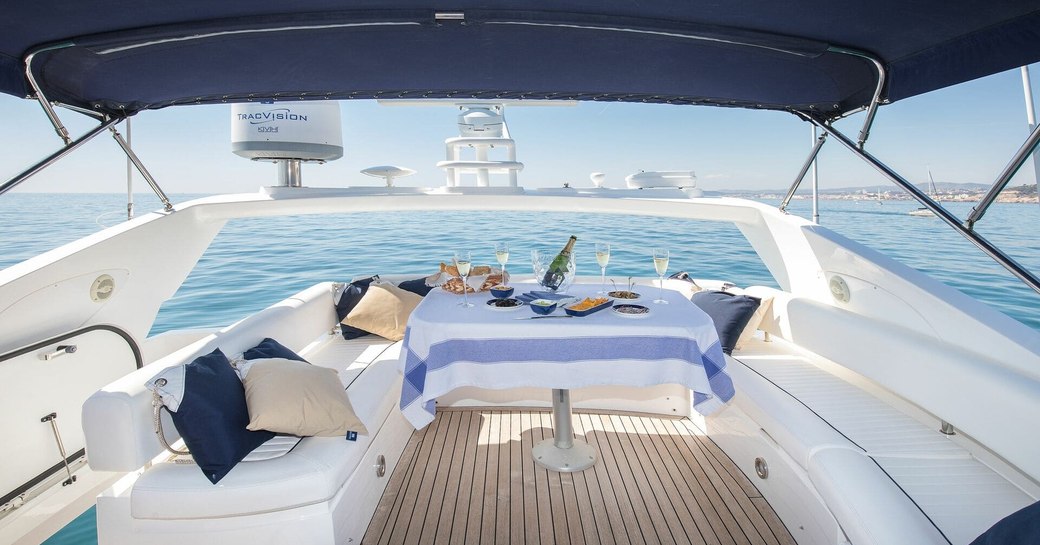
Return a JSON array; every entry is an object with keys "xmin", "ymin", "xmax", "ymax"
[
  {"xmin": 715, "ymin": 181, "xmax": 996, "ymax": 196},
  {"xmin": 708, "ymin": 182, "xmax": 1037, "ymax": 203}
]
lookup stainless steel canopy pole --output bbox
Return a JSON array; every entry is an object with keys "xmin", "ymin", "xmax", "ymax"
[
  {"xmin": 805, "ymin": 114, "xmax": 1040, "ymax": 295},
  {"xmin": 110, "ymin": 125, "xmax": 174, "ymax": 213},
  {"xmin": 126, "ymin": 117, "xmax": 134, "ymax": 220},
  {"xmin": 965, "ymin": 113, "xmax": 1040, "ymax": 229},
  {"xmin": 780, "ymin": 131, "xmax": 827, "ymax": 212},
  {"xmin": 1021, "ymin": 66, "xmax": 1040, "ymax": 206},
  {"xmin": 827, "ymin": 47, "xmax": 887, "ymax": 149},
  {"xmin": 811, "ymin": 125, "xmax": 820, "ymax": 224},
  {"xmin": 24, "ymin": 48, "xmax": 73, "ymax": 145},
  {"xmin": 0, "ymin": 117, "xmax": 119, "ymax": 197}
]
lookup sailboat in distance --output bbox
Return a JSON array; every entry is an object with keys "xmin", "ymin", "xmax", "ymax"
[{"xmin": 910, "ymin": 169, "xmax": 939, "ymax": 216}]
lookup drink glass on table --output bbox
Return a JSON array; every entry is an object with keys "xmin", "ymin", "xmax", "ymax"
[
  {"xmin": 653, "ymin": 248, "xmax": 669, "ymax": 304},
  {"xmin": 495, "ymin": 242, "xmax": 509, "ymax": 279},
  {"xmin": 595, "ymin": 242, "xmax": 610, "ymax": 294},
  {"xmin": 454, "ymin": 250, "xmax": 474, "ymax": 308}
]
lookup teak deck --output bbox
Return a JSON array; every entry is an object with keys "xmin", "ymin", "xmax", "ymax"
[{"xmin": 363, "ymin": 408, "xmax": 796, "ymax": 545}]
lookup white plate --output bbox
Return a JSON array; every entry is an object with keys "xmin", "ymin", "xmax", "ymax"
[
  {"xmin": 486, "ymin": 298, "xmax": 525, "ymax": 311},
  {"xmin": 612, "ymin": 304, "xmax": 650, "ymax": 318}
]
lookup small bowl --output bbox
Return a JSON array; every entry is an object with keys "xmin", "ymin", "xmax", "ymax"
[
  {"xmin": 490, "ymin": 285, "xmax": 514, "ymax": 299},
  {"xmin": 529, "ymin": 299, "xmax": 558, "ymax": 315}
]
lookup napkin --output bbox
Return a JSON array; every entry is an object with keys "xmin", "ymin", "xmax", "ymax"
[{"xmin": 516, "ymin": 291, "xmax": 578, "ymax": 304}]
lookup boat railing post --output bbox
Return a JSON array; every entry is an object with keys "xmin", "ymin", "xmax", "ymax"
[
  {"xmin": 779, "ymin": 130, "xmax": 828, "ymax": 213},
  {"xmin": 109, "ymin": 124, "xmax": 175, "ymax": 212},
  {"xmin": 803, "ymin": 113, "xmax": 1040, "ymax": 295}
]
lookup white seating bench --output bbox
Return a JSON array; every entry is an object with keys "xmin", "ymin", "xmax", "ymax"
[
  {"xmin": 82, "ymin": 283, "xmax": 412, "ymax": 545},
  {"xmin": 708, "ymin": 286, "xmax": 1037, "ymax": 545}
]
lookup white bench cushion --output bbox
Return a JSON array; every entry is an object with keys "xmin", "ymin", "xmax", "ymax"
[{"xmin": 133, "ymin": 422, "xmax": 371, "ymax": 519}]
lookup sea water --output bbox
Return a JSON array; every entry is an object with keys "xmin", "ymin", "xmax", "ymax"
[{"xmin": 0, "ymin": 192, "xmax": 1037, "ymax": 544}]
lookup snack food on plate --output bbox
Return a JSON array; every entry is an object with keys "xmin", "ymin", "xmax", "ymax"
[
  {"xmin": 568, "ymin": 297, "xmax": 610, "ymax": 311},
  {"xmin": 479, "ymin": 274, "xmax": 505, "ymax": 291},
  {"xmin": 435, "ymin": 262, "xmax": 505, "ymax": 294},
  {"xmin": 441, "ymin": 277, "xmax": 474, "ymax": 294}
]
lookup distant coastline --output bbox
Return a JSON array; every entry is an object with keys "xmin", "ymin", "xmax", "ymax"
[{"xmin": 712, "ymin": 183, "xmax": 1038, "ymax": 204}]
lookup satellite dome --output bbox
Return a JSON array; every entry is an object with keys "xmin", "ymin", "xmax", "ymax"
[
  {"xmin": 457, "ymin": 107, "xmax": 504, "ymax": 137},
  {"xmin": 231, "ymin": 101, "xmax": 343, "ymax": 161}
]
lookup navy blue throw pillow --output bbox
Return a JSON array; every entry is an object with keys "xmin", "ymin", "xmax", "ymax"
[
  {"xmin": 170, "ymin": 349, "xmax": 275, "ymax": 484},
  {"xmin": 970, "ymin": 501, "xmax": 1040, "ymax": 545},
  {"xmin": 691, "ymin": 291, "xmax": 761, "ymax": 355},
  {"xmin": 397, "ymin": 277, "xmax": 434, "ymax": 297},
  {"xmin": 242, "ymin": 337, "xmax": 307, "ymax": 362},
  {"xmin": 335, "ymin": 276, "xmax": 378, "ymax": 340}
]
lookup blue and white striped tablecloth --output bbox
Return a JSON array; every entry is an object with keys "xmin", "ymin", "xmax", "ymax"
[{"xmin": 400, "ymin": 283, "xmax": 732, "ymax": 429}]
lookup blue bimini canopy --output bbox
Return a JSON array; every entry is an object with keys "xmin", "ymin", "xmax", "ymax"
[{"xmin": 1, "ymin": 1, "xmax": 1039, "ymax": 119}]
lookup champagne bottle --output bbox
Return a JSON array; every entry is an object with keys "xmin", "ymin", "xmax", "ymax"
[{"xmin": 542, "ymin": 235, "xmax": 577, "ymax": 291}]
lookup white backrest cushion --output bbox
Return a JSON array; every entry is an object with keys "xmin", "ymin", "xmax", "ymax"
[{"xmin": 83, "ymin": 283, "xmax": 337, "ymax": 471}]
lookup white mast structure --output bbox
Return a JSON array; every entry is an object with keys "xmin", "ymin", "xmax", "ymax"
[
  {"xmin": 1021, "ymin": 66, "xmax": 1040, "ymax": 205},
  {"xmin": 437, "ymin": 104, "xmax": 524, "ymax": 187}
]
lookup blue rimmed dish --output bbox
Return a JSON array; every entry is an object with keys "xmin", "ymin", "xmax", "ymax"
[
  {"xmin": 529, "ymin": 299, "xmax": 558, "ymax": 315},
  {"xmin": 490, "ymin": 285, "xmax": 515, "ymax": 299},
  {"xmin": 564, "ymin": 298, "xmax": 613, "ymax": 317}
]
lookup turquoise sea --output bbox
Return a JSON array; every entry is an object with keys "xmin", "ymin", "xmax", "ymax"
[{"xmin": 1, "ymin": 191, "xmax": 1038, "ymax": 544}]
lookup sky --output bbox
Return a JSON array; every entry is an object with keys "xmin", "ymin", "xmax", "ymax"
[{"xmin": 2, "ymin": 63, "xmax": 1040, "ymax": 194}]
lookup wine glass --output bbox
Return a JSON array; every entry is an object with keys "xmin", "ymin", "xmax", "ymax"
[
  {"xmin": 595, "ymin": 242, "xmax": 610, "ymax": 294},
  {"xmin": 652, "ymin": 248, "xmax": 669, "ymax": 304},
  {"xmin": 454, "ymin": 250, "xmax": 474, "ymax": 308},
  {"xmin": 495, "ymin": 242, "xmax": 509, "ymax": 279}
]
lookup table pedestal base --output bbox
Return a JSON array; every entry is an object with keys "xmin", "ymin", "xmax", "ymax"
[
  {"xmin": 533, "ymin": 388, "xmax": 597, "ymax": 472},
  {"xmin": 533, "ymin": 437, "xmax": 596, "ymax": 472}
]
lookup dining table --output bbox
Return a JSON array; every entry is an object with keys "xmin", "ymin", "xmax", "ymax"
[{"xmin": 398, "ymin": 281, "xmax": 732, "ymax": 472}]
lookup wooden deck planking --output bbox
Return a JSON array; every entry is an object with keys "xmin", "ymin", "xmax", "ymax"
[
  {"xmin": 581, "ymin": 413, "xmax": 645, "ymax": 545},
  {"xmin": 363, "ymin": 409, "xmax": 796, "ymax": 545}
]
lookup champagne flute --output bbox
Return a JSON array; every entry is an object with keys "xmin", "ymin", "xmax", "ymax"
[
  {"xmin": 495, "ymin": 242, "xmax": 509, "ymax": 280},
  {"xmin": 595, "ymin": 242, "xmax": 610, "ymax": 294},
  {"xmin": 454, "ymin": 250, "xmax": 474, "ymax": 308},
  {"xmin": 653, "ymin": 248, "xmax": 670, "ymax": 304}
]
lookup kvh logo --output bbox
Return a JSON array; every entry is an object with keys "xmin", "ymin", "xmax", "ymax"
[{"xmin": 238, "ymin": 108, "xmax": 308, "ymax": 125}]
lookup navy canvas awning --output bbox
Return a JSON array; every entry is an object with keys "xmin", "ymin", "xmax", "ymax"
[{"xmin": 2, "ymin": 2, "xmax": 1039, "ymax": 119}]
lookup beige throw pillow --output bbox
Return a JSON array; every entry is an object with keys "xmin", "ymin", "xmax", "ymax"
[
  {"xmin": 734, "ymin": 295, "xmax": 774, "ymax": 351},
  {"xmin": 342, "ymin": 282, "xmax": 421, "ymax": 341},
  {"xmin": 243, "ymin": 358, "xmax": 368, "ymax": 437}
]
